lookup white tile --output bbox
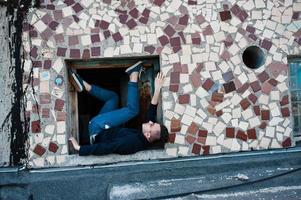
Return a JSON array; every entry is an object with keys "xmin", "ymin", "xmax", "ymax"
[
  {"xmin": 223, "ymin": 138, "xmax": 233, "ymax": 149},
  {"xmin": 213, "ymin": 121, "xmax": 226, "ymax": 136},
  {"xmin": 239, "ymin": 121, "xmax": 249, "ymax": 131},
  {"xmin": 212, "ymin": 146, "xmax": 222, "ymax": 154},
  {"xmin": 263, "ymin": 29, "xmax": 274, "ymax": 38},
  {"xmin": 178, "ymin": 146, "xmax": 189, "ymax": 156},
  {"xmin": 53, "ymin": 58, "xmax": 64, "ymax": 74},
  {"xmin": 57, "ymin": 135, "xmax": 66, "ymax": 145},
  {"xmin": 271, "ymin": 107, "xmax": 281, "ymax": 117},
  {"xmin": 277, "ymin": 82, "xmax": 288, "ymax": 92},
  {"xmin": 252, "ymin": 10, "xmax": 262, "ymax": 19},
  {"xmin": 33, "ymin": 158, "xmax": 45, "ymax": 167},
  {"xmin": 238, "ymin": 73, "xmax": 249, "ymax": 85},
  {"xmin": 33, "ymin": 20, "xmax": 47, "ymax": 33},
  {"xmin": 258, "ymin": 94, "xmax": 269, "ymax": 105},
  {"xmin": 231, "ymin": 119, "xmax": 239, "ymax": 127},
  {"xmin": 283, "ymin": 118, "xmax": 290, "ymax": 127},
  {"xmin": 197, "ymin": 108, "xmax": 207, "ymax": 119},
  {"xmin": 217, "ymin": 134, "xmax": 225, "ymax": 145},
  {"xmin": 284, "ymin": 127, "xmax": 292, "ymax": 137},
  {"xmin": 231, "ymin": 94, "xmax": 243, "ymax": 106},
  {"xmin": 168, "ymin": 53, "xmax": 180, "ymax": 63},
  {"xmin": 228, "ymin": 43, "xmax": 240, "ymax": 55},
  {"xmin": 81, "ymin": 35, "xmax": 92, "ymax": 46},
  {"xmin": 202, "ymin": 121, "xmax": 213, "ymax": 133},
  {"xmin": 271, "ymin": 139, "xmax": 281, "ymax": 148},
  {"xmin": 133, "ymin": 43, "xmax": 143, "ymax": 53},
  {"xmin": 242, "ymin": 142, "xmax": 249, "ymax": 151},
  {"xmin": 276, "ymin": 126, "xmax": 285, "ymax": 133},
  {"xmin": 221, "ymin": 112, "xmax": 232, "ymax": 124},
  {"xmin": 266, "ymin": 126, "xmax": 275, "ymax": 138},
  {"xmin": 185, "ymin": 105, "xmax": 196, "ymax": 117},
  {"xmin": 147, "ymin": 34, "xmax": 157, "ymax": 45},
  {"xmin": 242, "ymin": 109, "xmax": 253, "ymax": 120},
  {"xmin": 193, "ymin": 116, "xmax": 203, "ymax": 125},
  {"xmin": 174, "ymin": 134, "xmax": 185, "ymax": 144},
  {"xmin": 62, "ymin": 6, "xmax": 73, "ymax": 17},
  {"xmin": 180, "ymin": 74, "xmax": 189, "ymax": 83},
  {"xmin": 249, "ymin": 116, "xmax": 261, "ymax": 128},
  {"xmin": 200, "ymin": 99, "xmax": 209, "ymax": 108},
  {"xmin": 183, "ymin": 84, "xmax": 193, "ymax": 93},
  {"xmin": 206, "ymin": 136, "xmax": 217, "ymax": 146},
  {"xmin": 231, "ymin": 139, "xmax": 241, "ymax": 151},
  {"xmin": 215, "ymin": 99, "xmax": 231, "ymax": 111},
  {"xmin": 269, "ymin": 117, "xmax": 284, "ymax": 126},
  {"xmin": 232, "ymin": 107, "xmax": 241, "ymax": 119},
  {"xmin": 174, "ymin": 103, "xmax": 185, "ymax": 115},
  {"xmin": 181, "ymin": 114, "xmax": 194, "ymax": 126},
  {"xmin": 81, "ymin": 0, "xmax": 93, "ymax": 7},
  {"xmin": 208, "ymin": 117, "xmax": 218, "ymax": 125},
  {"xmin": 166, "ymin": 147, "xmax": 178, "ymax": 157},
  {"xmin": 259, "ymin": 137, "xmax": 271, "ymax": 148},
  {"xmin": 249, "ymin": 140, "xmax": 259, "ymax": 149},
  {"xmin": 243, "ymin": 0, "xmax": 255, "ymax": 10},
  {"xmin": 277, "ymin": 133, "xmax": 284, "ymax": 141},
  {"xmin": 214, "ymin": 31, "xmax": 225, "ymax": 42},
  {"xmin": 270, "ymin": 91, "xmax": 280, "ymax": 101},
  {"xmin": 104, "ymin": 47, "xmax": 114, "ymax": 57},
  {"xmin": 120, "ymin": 45, "xmax": 132, "ymax": 54},
  {"xmin": 180, "ymin": 55, "xmax": 191, "ymax": 64},
  {"xmin": 56, "ymin": 121, "xmax": 66, "ymax": 134}
]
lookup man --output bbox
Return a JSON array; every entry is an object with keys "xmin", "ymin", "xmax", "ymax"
[{"xmin": 68, "ymin": 61, "xmax": 169, "ymax": 156}]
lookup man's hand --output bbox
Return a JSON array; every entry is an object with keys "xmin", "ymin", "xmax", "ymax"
[
  {"xmin": 154, "ymin": 72, "xmax": 165, "ymax": 92},
  {"xmin": 151, "ymin": 72, "xmax": 165, "ymax": 105}
]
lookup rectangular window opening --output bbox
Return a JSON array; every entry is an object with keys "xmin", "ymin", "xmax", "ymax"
[
  {"xmin": 288, "ymin": 56, "xmax": 301, "ymax": 145},
  {"xmin": 65, "ymin": 56, "xmax": 164, "ymax": 154}
]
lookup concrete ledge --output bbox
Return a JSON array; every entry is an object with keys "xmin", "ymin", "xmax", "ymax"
[{"xmin": 29, "ymin": 149, "xmax": 173, "ymax": 169}]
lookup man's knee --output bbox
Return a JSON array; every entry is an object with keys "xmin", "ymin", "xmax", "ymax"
[{"xmin": 128, "ymin": 105, "xmax": 139, "ymax": 117}]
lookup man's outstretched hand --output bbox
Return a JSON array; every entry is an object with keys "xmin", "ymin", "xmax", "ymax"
[
  {"xmin": 154, "ymin": 72, "xmax": 165, "ymax": 92},
  {"xmin": 151, "ymin": 72, "xmax": 165, "ymax": 105}
]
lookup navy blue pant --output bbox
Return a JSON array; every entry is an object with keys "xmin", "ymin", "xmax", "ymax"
[{"xmin": 88, "ymin": 82, "xmax": 139, "ymax": 137}]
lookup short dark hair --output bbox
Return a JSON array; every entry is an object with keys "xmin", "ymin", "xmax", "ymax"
[{"xmin": 159, "ymin": 124, "xmax": 169, "ymax": 143}]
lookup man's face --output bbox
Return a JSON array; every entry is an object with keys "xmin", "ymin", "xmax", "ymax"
[{"xmin": 142, "ymin": 121, "xmax": 161, "ymax": 142}]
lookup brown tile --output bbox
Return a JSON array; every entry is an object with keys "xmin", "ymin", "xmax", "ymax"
[
  {"xmin": 250, "ymin": 81, "xmax": 261, "ymax": 93},
  {"xmin": 192, "ymin": 143, "xmax": 202, "ymax": 154},
  {"xmin": 72, "ymin": 3, "xmax": 83, "ymax": 13},
  {"xmin": 202, "ymin": 146, "xmax": 210, "ymax": 155},
  {"xmin": 169, "ymin": 84, "xmax": 179, "ymax": 92},
  {"xmin": 44, "ymin": 60, "xmax": 52, "ymax": 69},
  {"xmin": 55, "ymin": 99, "xmax": 65, "ymax": 111},
  {"xmin": 158, "ymin": 35, "xmax": 169, "ymax": 46},
  {"xmin": 112, "ymin": 32, "xmax": 123, "ymax": 42},
  {"xmin": 230, "ymin": 4, "xmax": 241, "ymax": 15},
  {"xmin": 211, "ymin": 92, "xmax": 224, "ymax": 102},
  {"xmin": 179, "ymin": 94, "xmax": 190, "ymax": 104},
  {"xmin": 49, "ymin": 142, "xmax": 59, "ymax": 153},
  {"xmin": 280, "ymin": 95, "xmax": 289, "ymax": 106},
  {"xmin": 253, "ymin": 105, "xmax": 260, "ymax": 116},
  {"xmin": 216, "ymin": 110, "xmax": 223, "ymax": 117},
  {"xmin": 236, "ymin": 130, "xmax": 247, "ymax": 141},
  {"xmin": 259, "ymin": 122, "xmax": 267, "ymax": 129},
  {"xmin": 179, "ymin": 15, "xmax": 189, "ymax": 25},
  {"xmin": 261, "ymin": 110, "xmax": 270, "ymax": 120},
  {"xmin": 268, "ymin": 78, "xmax": 278, "ymax": 86},
  {"xmin": 32, "ymin": 121, "xmax": 41, "ymax": 133},
  {"xmin": 170, "ymin": 37, "xmax": 181, "ymax": 47},
  {"xmin": 226, "ymin": 127, "xmax": 235, "ymax": 138},
  {"xmin": 56, "ymin": 111, "xmax": 66, "ymax": 121},
  {"xmin": 126, "ymin": 19, "xmax": 137, "ymax": 29},
  {"xmin": 247, "ymin": 129, "xmax": 257, "ymax": 139},
  {"xmin": 171, "ymin": 118, "xmax": 181, "ymax": 132},
  {"xmin": 223, "ymin": 81, "xmax": 236, "ymax": 93},
  {"xmin": 282, "ymin": 137, "xmax": 292, "ymax": 148},
  {"xmin": 257, "ymin": 71, "xmax": 269, "ymax": 83},
  {"xmin": 219, "ymin": 10, "xmax": 232, "ymax": 21},
  {"xmin": 188, "ymin": 122, "xmax": 198, "ymax": 135},
  {"xmin": 237, "ymin": 83, "xmax": 249, "ymax": 93},
  {"xmin": 246, "ymin": 25, "xmax": 255, "ymax": 33},
  {"xmin": 202, "ymin": 79, "xmax": 214, "ymax": 91},
  {"xmin": 153, "ymin": 0, "xmax": 165, "ymax": 6},
  {"xmin": 69, "ymin": 49, "xmax": 81, "ymax": 58},
  {"xmin": 261, "ymin": 82, "xmax": 273, "ymax": 94},
  {"xmin": 207, "ymin": 105, "xmax": 216, "ymax": 115},
  {"xmin": 118, "ymin": 14, "xmax": 128, "ymax": 24},
  {"xmin": 281, "ymin": 107, "xmax": 290, "ymax": 117},
  {"xmin": 42, "ymin": 108, "xmax": 50, "ymax": 118},
  {"xmin": 33, "ymin": 144, "xmax": 46, "ymax": 156},
  {"xmin": 198, "ymin": 130, "xmax": 208, "ymax": 137},
  {"xmin": 168, "ymin": 133, "xmax": 176, "ymax": 143},
  {"xmin": 261, "ymin": 39, "xmax": 272, "ymax": 51},
  {"xmin": 185, "ymin": 135, "xmax": 196, "ymax": 144},
  {"xmin": 40, "ymin": 94, "xmax": 51, "ymax": 104},
  {"xmin": 144, "ymin": 45, "xmax": 155, "ymax": 54},
  {"xmin": 129, "ymin": 8, "xmax": 139, "ymax": 18},
  {"xmin": 54, "ymin": 34, "xmax": 64, "ymax": 44},
  {"xmin": 203, "ymin": 25, "xmax": 213, "ymax": 35},
  {"xmin": 82, "ymin": 49, "xmax": 90, "ymax": 59},
  {"xmin": 197, "ymin": 137, "xmax": 206, "ymax": 144},
  {"xmin": 240, "ymin": 98, "xmax": 251, "ymax": 110},
  {"xmin": 57, "ymin": 47, "xmax": 67, "ymax": 57},
  {"xmin": 191, "ymin": 71, "xmax": 201, "ymax": 88},
  {"xmin": 91, "ymin": 47, "xmax": 101, "ymax": 57},
  {"xmin": 164, "ymin": 25, "xmax": 176, "ymax": 37},
  {"xmin": 248, "ymin": 93, "xmax": 257, "ymax": 104}
]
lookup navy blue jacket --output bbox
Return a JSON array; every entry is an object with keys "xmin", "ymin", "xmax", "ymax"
[{"xmin": 79, "ymin": 104, "xmax": 157, "ymax": 156}]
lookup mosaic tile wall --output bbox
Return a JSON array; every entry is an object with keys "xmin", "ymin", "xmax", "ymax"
[{"xmin": 23, "ymin": 0, "xmax": 301, "ymax": 167}]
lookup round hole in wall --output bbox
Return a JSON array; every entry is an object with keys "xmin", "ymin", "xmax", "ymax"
[{"xmin": 242, "ymin": 46, "xmax": 265, "ymax": 69}]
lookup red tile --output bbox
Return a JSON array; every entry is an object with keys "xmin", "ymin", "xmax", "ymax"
[
  {"xmin": 153, "ymin": 0, "xmax": 165, "ymax": 6},
  {"xmin": 112, "ymin": 32, "xmax": 123, "ymax": 42},
  {"xmin": 203, "ymin": 25, "xmax": 213, "ymax": 35},
  {"xmin": 282, "ymin": 137, "xmax": 292, "ymax": 148},
  {"xmin": 257, "ymin": 71, "xmax": 269, "ymax": 83},
  {"xmin": 99, "ymin": 20, "xmax": 109, "ymax": 29},
  {"xmin": 158, "ymin": 35, "xmax": 169, "ymax": 46},
  {"xmin": 129, "ymin": 8, "xmax": 139, "ymax": 18},
  {"xmin": 171, "ymin": 118, "xmax": 181, "ymax": 132},
  {"xmin": 185, "ymin": 135, "xmax": 196, "ymax": 144},
  {"xmin": 170, "ymin": 72, "xmax": 180, "ymax": 84},
  {"xmin": 248, "ymin": 93, "xmax": 257, "ymax": 104},
  {"xmin": 230, "ymin": 4, "xmax": 241, "ymax": 15},
  {"xmin": 261, "ymin": 39, "xmax": 272, "ymax": 51},
  {"xmin": 139, "ymin": 16, "xmax": 149, "ymax": 24},
  {"xmin": 119, "ymin": 14, "xmax": 128, "ymax": 24},
  {"xmin": 192, "ymin": 143, "xmax": 202, "ymax": 154},
  {"xmin": 211, "ymin": 92, "xmax": 224, "ymax": 102},
  {"xmin": 188, "ymin": 122, "xmax": 198, "ymax": 135},
  {"xmin": 216, "ymin": 110, "xmax": 223, "ymax": 117},
  {"xmin": 261, "ymin": 110, "xmax": 270, "ymax": 120},
  {"xmin": 259, "ymin": 122, "xmax": 267, "ymax": 129},
  {"xmin": 197, "ymin": 137, "xmax": 206, "ymax": 144},
  {"xmin": 170, "ymin": 37, "xmax": 181, "ymax": 47},
  {"xmin": 191, "ymin": 37, "xmax": 201, "ymax": 45},
  {"xmin": 226, "ymin": 127, "xmax": 235, "ymax": 138},
  {"xmin": 49, "ymin": 142, "xmax": 59, "ymax": 153},
  {"xmin": 126, "ymin": 19, "xmax": 137, "ymax": 29},
  {"xmin": 179, "ymin": 94, "xmax": 190, "ymax": 104},
  {"xmin": 142, "ymin": 8, "xmax": 150, "ymax": 17},
  {"xmin": 169, "ymin": 133, "xmax": 176, "ymax": 143},
  {"xmin": 246, "ymin": 25, "xmax": 255, "ymax": 33},
  {"xmin": 237, "ymin": 83, "xmax": 249, "ymax": 93},
  {"xmin": 202, "ymin": 79, "xmax": 214, "ymax": 91},
  {"xmin": 144, "ymin": 46, "xmax": 156, "ymax": 54},
  {"xmin": 268, "ymin": 78, "xmax": 278, "ymax": 86},
  {"xmin": 55, "ymin": 99, "xmax": 65, "ymax": 111},
  {"xmin": 169, "ymin": 84, "xmax": 179, "ymax": 92},
  {"xmin": 250, "ymin": 81, "xmax": 261, "ymax": 93},
  {"xmin": 68, "ymin": 36, "xmax": 79, "ymax": 46},
  {"xmin": 72, "ymin": 3, "xmax": 83, "ymax": 13},
  {"xmin": 280, "ymin": 95, "xmax": 289, "ymax": 106},
  {"xmin": 91, "ymin": 47, "xmax": 101, "ymax": 56},
  {"xmin": 202, "ymin": 146, "xmax": 210, "ymax": 155},
  {"xmin": 56, "ymin": 111, "xmax": 66, "ymax": 121},
  {"xmin": 33, "ymin": 144, "xmax": 46, "ymax": 156},
  {"xmin": 247, "ymin": 129, "xmax": 257, "ymax": 139},
  {"xmin": 57, "ymin": 47, "xmax": 67, "ymax": 57},
  {"xmin": 82, "ymin": 49, "xmax": 90, "ymax": 59},
  {"xmin": 91, "ymin": 34, "xmax": 100, "ymax": 43},
  {"xmin": 32, "ymin": 121, "xmax": 41, "ymax": 133},
  {"xmin": 281, "ymin": 107, "xmax": 290, "ymax": 117},
  {"xmin": 261, "ymin": 82, "xmax": 273, "ymax": 94},
  {"xmin": 40, "ymin": 94, "xmax": 51, "ymax": 104},
  {"xmin": 44, "ymin": 60, "xmax": 52, "ymax": 69},
  {"xmin": 164, "ymin": 25, "xmax": 176, "ymax": 37},
  {"xmin": 178, "ymin": 15, "xmax": 189, "ymax": 25},
  {"xmin": 240, "ymin": 98, "xmax": 251, "ymax": 110},
  {"xmin": 253, "ymin": 106, "xmax": 260, "ymax": 116},
  {"xmin": 198, "ymin": 130, "xmax": 208, "ymax": 137},
  {"xmin": 236, "ymin": 130, "xmax": 247, "ymax": 141},
  {"xmin": 69, "ymin": 49, "xmax": 80, "ymax": 58},
  {"xmin": 42, "ymin": 108, "xmax": 50, "ymax": 118}
]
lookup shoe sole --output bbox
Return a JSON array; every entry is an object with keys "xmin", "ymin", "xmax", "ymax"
[
  {"xmin": 69, "ymin": 71, "xmax": 84, "ymax": 92},
  {"xmin": 125, "ymin": 61, "xmax": 143, "ymax": 74}
]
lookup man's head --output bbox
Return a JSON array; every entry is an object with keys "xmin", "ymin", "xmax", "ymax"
[{"xmin": 142, "ymin": 121, "xmax": 169, "ymax": 143}]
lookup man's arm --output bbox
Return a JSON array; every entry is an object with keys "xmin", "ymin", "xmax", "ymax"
[{"xmin": 145, "ymin": 72, "xmax": 165, "ymax": 122}]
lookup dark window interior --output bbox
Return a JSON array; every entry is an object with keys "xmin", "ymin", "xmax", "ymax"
[{"xmin": 70, "ymin": 57, "xmax": 164, "ymax": 149}]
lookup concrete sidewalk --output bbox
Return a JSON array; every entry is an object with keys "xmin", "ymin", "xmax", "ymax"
[{"xmin": 1, "ymin": 148, "xmax": 301, "ymax": 200}]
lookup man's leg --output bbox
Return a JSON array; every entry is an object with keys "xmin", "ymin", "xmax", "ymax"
[{"xmin": 88, "ymin": 71, "xmax": 140, "ymax": 137}]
